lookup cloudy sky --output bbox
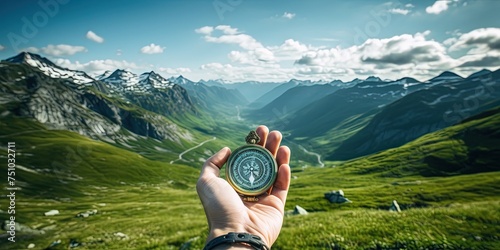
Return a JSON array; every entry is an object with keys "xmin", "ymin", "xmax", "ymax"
[{"xmin": 0, "ymin": 0, "xmax": 499, "ymax": 82}]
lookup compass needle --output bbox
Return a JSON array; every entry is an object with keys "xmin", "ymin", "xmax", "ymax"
[{"xmin": 226, "ymin": 131, "xmax": 278, "ymax": 200}]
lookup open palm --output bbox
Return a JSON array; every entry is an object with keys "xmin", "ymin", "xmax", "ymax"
[{"xmin": 196, "ymin": 126, "xmax": 291, "ymax": 247}]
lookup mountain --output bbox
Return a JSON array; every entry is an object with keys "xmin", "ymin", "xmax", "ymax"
[
  {"xmin": 329, "ymin": 69, "xmax": 500, "ymax": 160},
  {"xmin": 98, "ymin": 70, "xmax": 196, "ymax": 117},
  {"xmin": 467, "ymin": 69, "xmax": 492, "ymax": 78},
  {"xmin": 248, "ymin": 83, "xmax": 340, "ymax": 122},
  {"xmin": 169, "ymin": 75, "xmax": 248, "ymax": 112},
  {"xmin": 426, "ymin": 71, "xmax": 464, "ymax": 85},
  {"xmin": 4, "ymin": 52, "xmax": 96, "ymax": 86},
  {"xmin": 285, "ymin": 77, "xmax": 427, "ymax": 139},
  {"xmin": 221, "ymin": 81, "xmax": 283, "ymax": 103},
  {"xmin": 340, "ymin": 105, "xmax": 500, "ymax": 176},
  {"xmin": 199, "ymin": 78, "xmax": 229, "ymax": 87},
  {"xmin": 365, "ymin": 76, "xmax": 383, "ymax": 82},
  {"xmin": 250, "ymin": 79, "xmax": 308, "ymax": 109},
  {"xmin": 0, "ymin": 53, "xmax": 195, "ymax": 143}
]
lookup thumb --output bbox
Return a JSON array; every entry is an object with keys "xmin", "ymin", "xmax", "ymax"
[{"xmin": 200, "ymin": 147, "xmax": 231, "ymax": 178}]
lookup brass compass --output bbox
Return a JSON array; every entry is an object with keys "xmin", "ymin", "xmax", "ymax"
[{"xmin": 226, "ymin": 131, "xmax": 278, "ymax": 201}]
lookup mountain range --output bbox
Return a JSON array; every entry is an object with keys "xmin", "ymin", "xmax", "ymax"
[
  {"xmin": 1, "ymin": 51, "xmax": 499, "ymax": 165},
  {"xmin": 1, "ymin": 52, "xmax": 499, "ymax": 249}
]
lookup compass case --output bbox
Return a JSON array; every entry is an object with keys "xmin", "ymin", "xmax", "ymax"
[{"xmin": 226, "ymin": 144, "xmax": 278, "ymax": 197}]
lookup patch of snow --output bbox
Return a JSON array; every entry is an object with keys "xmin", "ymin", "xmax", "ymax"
[
  {"xmin": 423, "ymin": 94, "xmax": 451, "ymax": 106},
  {"xmin": 24, "ymin": 53, "xmax": 94, "ymax": 84}
]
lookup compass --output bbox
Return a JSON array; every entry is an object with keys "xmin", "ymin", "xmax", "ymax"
[{"xmin": 226, "ymin": 131, "xmax": 278, "ymax": 201}]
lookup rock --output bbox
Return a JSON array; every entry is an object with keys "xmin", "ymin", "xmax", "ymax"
[
  {"xmin": 76, "ymin": 209, "xmax": 98, "ymax": 218},
  {"xmin": 27, "ymin": 243, "xmax": 35, "ymax": 249},
  {"xmin": 2, "ymin": 220, "xmax": 45, "ymax": 234},
  {"xmin": 324, "ymin": 190, "xmax": 351, "ymax": 203},
  {"xmin": 293, "ymin": 205, "xmax": 308, "ymax": 215},
  {"xmin": 114, "ymin": 232, "xmax": 129, "ymax": 240},
  {"xmin": 69, "ymin": 238, "xmax": 83, "ymax": 248},
  {"xmin": 46, "ymin": 239, "xmax": 61, "ymax": 249},
  {"xmin": 389, "ymin": 200, "xmax": 401, "ymax": 212},
  {"xmin": 44, "ymin": 210, "xmax": 60, "ymax": 216}
]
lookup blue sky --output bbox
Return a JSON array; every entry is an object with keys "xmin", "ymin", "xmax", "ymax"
[{"xmin": 0, "ymin": 0, "xmax": 499, "ymax": 82}]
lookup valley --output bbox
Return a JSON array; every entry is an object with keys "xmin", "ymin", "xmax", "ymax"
[{"xmin": 0, "ymin": 52, "xmax": 499, "ymax": 249}]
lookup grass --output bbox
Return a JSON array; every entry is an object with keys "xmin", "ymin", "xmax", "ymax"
[
  {"xmin": 277, "ymin": 201, "xmax": 499, "ymax": 249},
  {"xmin": 1, "ymin": 107, "xmax": 499, "ymax": 249}
]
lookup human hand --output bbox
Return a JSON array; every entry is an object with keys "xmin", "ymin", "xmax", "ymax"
[{"xmin": 197, "ymin": 125, "xmax": 291, "ymax": 248}]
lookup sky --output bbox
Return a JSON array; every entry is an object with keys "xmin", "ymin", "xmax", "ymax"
[{"xmin": 0, "ymin": 0, "xmax": 499, "ymax": 82}]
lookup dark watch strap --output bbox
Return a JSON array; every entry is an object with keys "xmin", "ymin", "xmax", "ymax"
[{"xmin": 203, "ymin": 232, "xmax": 269, "ymax": 250}]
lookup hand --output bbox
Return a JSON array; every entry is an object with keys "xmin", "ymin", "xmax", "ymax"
[{"xmin": 197, "ymin": 125, "xmax": 291, "ymax": 248}]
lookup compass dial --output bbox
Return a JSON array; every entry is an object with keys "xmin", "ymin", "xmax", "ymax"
[{"xmin": 226, "ymin": 145, "xmax": 278, "ymax": 196}]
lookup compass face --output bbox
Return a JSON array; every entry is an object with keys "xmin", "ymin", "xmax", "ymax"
[{"xmin": 226, "ymin": 145, "xmax": 278, "ymax": 196}]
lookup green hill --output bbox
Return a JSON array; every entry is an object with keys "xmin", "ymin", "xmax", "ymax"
[{"xmin": 1, "ymin": 108, "xmax": 499, "ymax": 249}]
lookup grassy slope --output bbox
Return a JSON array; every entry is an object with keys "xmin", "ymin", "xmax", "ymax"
[
  {"xmin": 274, "ymin": 107, "xmax": 500, "ymax": 249},
  {"xmin": 1, "ymin": 109, "xmax": 499, "ymax": 249}
]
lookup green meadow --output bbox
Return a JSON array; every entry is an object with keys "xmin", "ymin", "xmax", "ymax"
[{"xmin": 1, "ymin": 108, "xmax": 499, "ymax": 249}]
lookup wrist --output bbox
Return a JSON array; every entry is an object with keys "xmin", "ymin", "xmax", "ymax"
[{"xmin": 204, "ymin": 232, "xmax": 269, "ymax": 250}]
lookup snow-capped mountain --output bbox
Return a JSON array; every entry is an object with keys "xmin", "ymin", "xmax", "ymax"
[
  {"xmin": 95, "ymin": 70, "xmax": 112, "ymax": 80},
  {"xmin": 140, "ymin": 71, "xmax": 175, "ymax": 89},
  {"xmin": 284, "ymin": 75, "xmax": 429, "ymax": 138},
  {"xmin": 168, "ymin": 75, "xmax": 193, "ymax": 85},
  {"xmin": 100, "ymin": 69, "xmax": 175, "ymax": 93},
  {"xmin": 4, "ymin": 52, "xmax": 95, "ymax": 86},
  {"xmin": 0, "ymin": 52, "xmax": 196, "ymax": 142},
  {"xmin": 330, "ymin": 69, "xmax": 500, "ymax": 160}
]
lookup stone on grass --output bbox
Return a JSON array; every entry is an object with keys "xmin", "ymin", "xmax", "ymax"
[
  {"xmin": 114, "ymin": 232, "xmax": 129, "ymax": 240},
  {"xmin": 44, "ymin": 210, "xmax": 60, "ymax": 216},
  {"xmin": 76, "ymin": 209, "xmax": 98, "ymax": 218},
  {"xmin": 2, "ymin": 221, "xmax": 45, "ymax": 235},
  {"xmin": 27, "ymin": 243, "xmax": 35, "ymax": 249},
  {"xmin": 324, "ymin": 190, "xmax": 351, "ymax": 203},
  {"xmin": 389, "ymin": 200, "xmax": 401, "ymax": 212},
  {"xmin": 293, "ymin": 205, "xmax": 308, "ymax": 215}
]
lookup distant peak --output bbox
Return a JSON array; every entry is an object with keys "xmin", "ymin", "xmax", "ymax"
[
  {"xmin": 397, "ymin": 77, "xmax": 420, "ymax": 83},
  {"xmin": 6, "ymin": 52, "xmax": 51, "ymax": 65},
  {"xmin": 428, "ymin": 71, "xmax": 463, "ymax": 82},
  {"xmin": 365, "ymin": 76, "xmax": 382, "ymax": 82},
  {"xmin": 438, "ymin": 71, "xmax": 462, "ymax": 78},
  {"xmin": 467, "ymin": 69, "xmax": 492, "ymax": 79}
]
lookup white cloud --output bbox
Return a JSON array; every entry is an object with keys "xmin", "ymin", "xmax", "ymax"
[
  {"xmin": 0, "ymin": 45, "xmax": 5, "ymax": 51},
  {"xmin": 215, "ymin": 25, "xmax": 239, "ymax": 35},
  {"xmin": 24, "ymin": 44, "xmax": 86, "ymax": 56},
  {"xmin": 405, "ymin": 3, "xmax": 415, "ymax": 8},
  {"xmin": 197, "ymin": 25, "xmax": 275, "ymax": 64},
  {"xmin": 271, "ymin": 39, "xmax": 314, "ymax": 61},
  {"xmin": 158, "ymin": 67, "xmax": 192, "ymax": 75},
  {"xmin": 293, "ymin": 30, "xmax": 459, "ymax": 81},
  {"xmin": 449, "ymin": 27, "xmax": 500, "ymax": 53},
  {"xmin": 116, "ymin": 49, "xmax": 122, "ymax": 56},
  {"xmin": 23, "ymin": 47, "xmax": 39, "ymax": 53},
  {"xmin": 282, "ymin": 12, "xmax": 296, "ymax": 19},
  {"xmin": 86, "ymin": 31, "xmax": 104, "ymax": 43},
  {"xmin": 55, "ymin": 58, "xmax": 141, "ymax": 75},
  {"xmin": 426, "ymin": 0, "xmax": 451, "ymax": 14},
  {"xmin": 388, "ymin": 8, "xmax": 410, "ymax": 15},
  {"xmin": 41, "ymin": 44, "xmax": 87, "ymax": 56},
  {"xmin": 194, "ymin": 25, "xmax": 496, "ymax": 82},
  {"xmin": 200, "ymin": 62, "xmax": 291, "ymax": 82},
  {"xmin": 140, "ymin": 43, "xmax": 165, "ymax": 54},
  {"xmin": 195, "ymin": 26, "xmax": 214, "ymax": 35}
]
